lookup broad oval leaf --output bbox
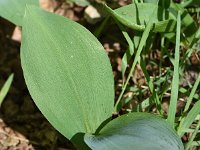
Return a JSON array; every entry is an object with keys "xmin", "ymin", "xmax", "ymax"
[
  {"xmin": 85, "ymin": 113, "xmax": 184, "ymax": 150},
  {"xmin": 21, "ymin": 6, "xmax": 114, "ymax": 140},
  {"xmin": 105, "ymin": 3, "xmax": 176, "ymax": 32},
  {"xmin": 0, "ymin": 0, "xmax": 38, "ymax": 26}
]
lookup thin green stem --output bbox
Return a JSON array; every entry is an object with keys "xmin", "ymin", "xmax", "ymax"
[{"xmin": 114, "ymin": 21, "xmax": 153, "ymax": 113}]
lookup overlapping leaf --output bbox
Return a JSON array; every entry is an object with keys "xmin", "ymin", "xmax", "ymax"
[
  {"xmin": 0, "ymin": 0, "xmax": 38, "ymax": 26},
  {"xmin": 85, "ymin": 113, "xmax": 184, "ymax": 150},
  {"xmin": 105, "ymin": 3, "xmax": 176, "ymax": 32},
  {"xmin": 21, "ymin": 5, "xmax": 114, "ymax": 140}
]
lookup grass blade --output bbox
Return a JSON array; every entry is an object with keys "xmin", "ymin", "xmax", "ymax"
[
  {"xmin": 178, "ymin": 73, "xmax": 200, "ymax": 136},
  {"xmin": 179, "ymin": 87, "xmax": 199, "ymax": 100},
  {"xmin": 184, "ymin": 74, "xmax": 200, "ymax": 114},
  {"xmin": 167, "ymin": 11, "xmax": 181, "ymax": 127},
  {"xmin": 185, "ymin": 119, "xmax": 200, "ymax": 150},
  {"xmin": 140, "ymin": 58, "xmax": 163, "ymax": 114},
  {"xmin": 116, "ymin": 22, "xmax": 135, "ymax": 85},
  {"xmin": 178, "ymin": 100, "xmax": 200, "ymax": 137},
  {"xmin": 180, "ymin": 28, "xmax": 200, "ymax": 68},
  {"xmin": 191, "ymin": 141, "xmax": 200, "ymax": 147},
  {"xmin": 114, "ymin": 12, "xmax": 154, "ymax": 112},
  {"xmin": 0, "ymin": 74, "xmax": 14, "ymax": 106}
]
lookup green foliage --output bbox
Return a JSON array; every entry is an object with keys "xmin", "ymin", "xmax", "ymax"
[
  {"xmin": 104, "ymin": 3, "xmax": 176, "ymax": 32},
  {"xmin": 163, "ymin": 2, "xmax": 199, "ymax": 47},
  {"xmin": 0, "ymin": 74, "xmax": 14, "ymax": 106},
  {"xmin": 181, "ymin": 0, "xmax": 200, "ymax": 7},
  {"xmin": 178, "ymin": 74, "xmax": 200, "ymax": 137},
  {"xmin": 114, "ymin": 14, "xmax": 154, "ymax": 112},
  {"xmin": 167, "ymin": 11, "xmax": 181, "ymax": 127},
  {"xmin": 19, "ymin": 3, "xmax": 184, "ymax": 150},
  {"xmin": 185, "ymin": 118, "xmax": 200, "ymax": 149},
  {"xmin": 0, "ymin": 0, "xmax": 38, "ymax": 26},
  {"xmin": 105, "ymin": 0, "xmax": 200, "ymax": 149},
  {"xmin": 2, "ymin": 0, "xmax": 200, "ymax": 149},
  {"xmin": 21, "ymin": 5, "xmax": 114, "ymax": 140},
  {"xmin": 178, "ymin": 100, "xmax": 200, "ymax": 137},
  {"xmin": 85, "ymin": 113, "xmax": 183, "ymax": 150}
]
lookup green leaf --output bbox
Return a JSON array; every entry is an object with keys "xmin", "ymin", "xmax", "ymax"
[
  {"xmin": 178, "ymin": 100, "xmax": 200, "ymax": 137},
  {"xmin": 158, "ymin": 0, "xmax": 171, "ymax": 9},
  {"xmin": 0, "ymin": 0, "xmax": 38, "ymax": 26},
  {"xmin": 167, "ymin": 11, "xmax": 181, "ymax": 127},
  {"xmin": 84, "ymin": 113, "xmax": 184, "ymax": 150},
  {"xmin": 183, "ymin": 73, "xmax": 200, "ymax": 116},
  {"xmin": 144, "ymin": 0, "xmax": 159, "ymax": 4},
  {"xmin": 181, "ymin": 0, "xmax": 200, "ymax": 7},
  {"xmin": 140, "ymin": 58, "xmax": 163, "ymax": 114},
  {"xmin": 116, "ymin": 22, "xmax": 135, "ymax": 85},
  {"xmin": 21, "ymin": 6, "xmax": 114, "ymax": 140},
  {"xmin": 185, "ymin": 118, "xmax": 200, "ymax": 150},
  {"xmin": 114, "ymin": 12, "xmax": 153, "ymax": 112},
  {"xmin": 144, "ymin": 0, "xmax": 171, "ymax": 9},
  {"xmin": 168, "ymin": 3, "xmax": 199, "ymax": 46},
  {"xmin": 105, "ymin": 3, "xmax": 176, "ymax": 32},
  {"xmin": 0, "ymin": 74, "xmax": 14, "ymax": 106}
]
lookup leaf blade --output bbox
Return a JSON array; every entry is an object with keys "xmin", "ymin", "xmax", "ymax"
[
  {"xmin": 178, "ymin": 100, "xmax": 200, "ymax": 137},
  {"xmin": 105, "ymin": 3, "xmax": 176, "ymax": 32},
  {"xmin": 21, "ymin": 6, "xmax": 114, "ymax": 139},
  {"xmin": 167, "ymin": 11, "xmax": 181, "ymax": 127},
  {"xmin": 85, "ymin": 113, "xmax": 184, "ymax": 150},
  {"xmin": 0, "ymin": 74, "xmax": 14, "ymax": 106},
  {"xmin": 0, "ymin": 0, "xmax": 38, "ymax": 26}
]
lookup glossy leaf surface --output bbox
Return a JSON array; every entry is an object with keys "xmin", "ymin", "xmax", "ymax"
[
  {"xmin": 85, "ymin": 113, "xmax": 184, "ymax": 150},
  {"xmin": 21, "ymin": 6, "xmax": 114, "ymax": 139},
  {"xmin": 0, "ymin": 0, "xmax": 38, "ymax": 26}
]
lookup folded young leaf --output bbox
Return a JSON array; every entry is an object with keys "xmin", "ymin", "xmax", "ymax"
[
  {"xmin": 85, "ymin": 113, "xmax": 184, "ymax": 150},
  {"xmin": 0, "ymin": 0, "xmax": 38, "ymax": 26},
  {"xmin": 105, "ymin": 3, "xmax": 176, "ymax": 32},
  {"xmin": 21, "ymin": 6, "xmax": 114, "ymax": 140}
]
